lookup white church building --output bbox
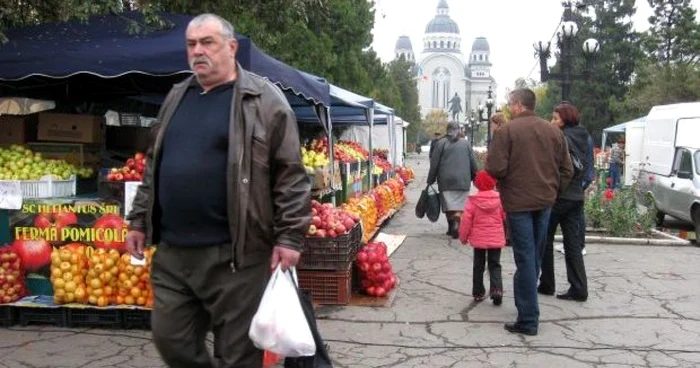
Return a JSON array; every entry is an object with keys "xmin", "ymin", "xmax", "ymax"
[{"xmin": 394, "ymin": 0, "xmax": 497, "ymax": 121}]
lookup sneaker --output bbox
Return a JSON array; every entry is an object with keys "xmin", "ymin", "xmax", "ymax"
[{"xmin": 555, "ymin": 243, "xmax": 564, "ymax": 254}]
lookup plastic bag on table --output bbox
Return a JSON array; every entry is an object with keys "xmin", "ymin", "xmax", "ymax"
[{"xmin": 249, "ymin": 266, "xmax": 316, "ymax": 357}]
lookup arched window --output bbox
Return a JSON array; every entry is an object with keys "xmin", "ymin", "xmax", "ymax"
[
  {"xmin": 440, "ymin": 40, "xmax": 444, "ymax": 48},
  {"xmin": 433, "ymin": 41, "xmax": 437, "ymax": 48},
  {"xmin": 479, "ymin": 54, "xmax": 483, "ymax": 61},
  {"xmin": 485, "ymin": 55, "xmax": 489, "ymax": 61},
  {"xmin": 432, "ymin": 67, "xmax": 451, "ymax": 108},
  {"xmin": 447, "ymin": 41, "xmax": 451, "ymax": 48}
]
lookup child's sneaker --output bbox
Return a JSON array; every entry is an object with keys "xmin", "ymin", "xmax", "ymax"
[{"xmin": 490, "ymin": 289, "xmax": 503, "ymax": 306}]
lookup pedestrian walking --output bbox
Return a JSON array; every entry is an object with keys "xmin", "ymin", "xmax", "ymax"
[
  {"xmin": 427, "ymin": 122, "xmax": 478, "ymax": 238},
  {"xmin": 125, "ymin": 13, "xmax": 311, "ymax": 367},
  {"xmin": 458, "ymin": 170, "xmax": 506, "ymax": 306},
  {"xmin": 609, "ymin": 140, "xmax": 624, "ymax": 189},
  {"xmin": 539, "ymin": 102, "xmax": 589, "ymax": 302},
  {"xmin": 429, "ymin": 131, "xmax": 442, "ymax": 159},
  {"xmin": 486, "ymin": 88, "xmax": 573, "ymax": 336}
]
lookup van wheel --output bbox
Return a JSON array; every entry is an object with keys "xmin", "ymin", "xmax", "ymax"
[{"xmin": 693, "ymin": 206, "xmax": 700, "ymax": 244}]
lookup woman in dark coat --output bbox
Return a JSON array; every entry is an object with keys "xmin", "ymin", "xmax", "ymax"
[
  {"xmin": 539, "ymin": 102, "xmax": 589, "ymax": 302},
  {"xmin": 427, "ymin": 122, "xmax": 478, "ymax": 238}
]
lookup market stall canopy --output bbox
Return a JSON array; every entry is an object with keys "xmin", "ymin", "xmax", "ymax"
[
  {"xmin": 293, "ymin": 83, "xmax": 394, "ymax": 125},
  {"xmin": 601, "ymin": 116, "xmax": 645, "ymax": 147},
  {"xmin": 0, "ymin": 12, "xmax": 330, "ymax": 106}
]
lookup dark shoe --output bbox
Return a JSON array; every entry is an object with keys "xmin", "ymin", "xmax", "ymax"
[
  {"xmin": 473, "ymin": 294, "xmax": 485, "ymax": 302},
  {"xmin": 537, "ymin": 286, "xmax": 554, "ymax": 296},
  {"xmin": 449, "ymin": 218, "xmax": 459, "ymax": 239},
  {"xmin": 446, "ymin": 217, "xmax": 454, "ymax": 236},
  {"xmin": 556, "ymin": 292, "xmax": 587, "ymax": 302},
  {"xmin": 490, "ymin": 289, "xmax": 503, "ymax": 306},
  {"xmin": 504, "ymin": 322, "xmax": 537, "ymax": 336}
]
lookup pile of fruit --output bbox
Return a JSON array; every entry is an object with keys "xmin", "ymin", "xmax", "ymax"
[
  {"xmin": 50, "ymin": 244, "xmax": 89, "ymax": 305},
  {"xmin": 355, "ymin": 242, "xmax": 397, "ymax": 298},
  {"xmin": 307, "ymin": 200, "xmax": 360, "ymax": 238},
  {"xmin": 301, "ymin": 147, "xmax": 330, "ymax": 173},
  {"xmin": 372, "ymin": 185, "xmax": 393, "ymax": 219},
  {"xmin": 50, "ymin": 243, "xmax": 155, "ymax": 307},
  {"xmin": 107, "ymin": 152, "xmax": 146, "ymax": 182},
  {"xmin": 0, "ymin": 247, "xmax": 28, "ymax": 304},
  {"xmin": 373, "ymin": 157, "xmax": 392, "ymax": 174},
  {"xmin": 384, "ymin": 178, "xmax": 407, "ymax": 204},
  {"xmin": 395, "ymin": 166, "xmax": 415, "ymax": 183},
  {"xmin": 373, "ymin": 149, "xmax": 389, "ymax": 160},
  {"xmin": 341, "ymin": 195, "xmax": 378, "ymax": 243},
  {"xmin": 116, "ymin": 250, "xmax": 154, "ymax": 307},
  {"xmin": 0, "ymin": 145, "xmax": 93, "ymax": 180},
  {"xmin": 86, "ymin": 248, "xmax": 121, "ymax": 307},
  {"xmin": 335, "ymin": 140, "xmax": 369, "ymax": 163}
]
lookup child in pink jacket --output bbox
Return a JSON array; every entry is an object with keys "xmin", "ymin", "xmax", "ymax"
[{"xmin": 459, "ymin": 170, "xmax": 506, "ymax": 305}]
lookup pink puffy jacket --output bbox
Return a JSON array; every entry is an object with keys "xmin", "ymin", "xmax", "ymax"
[{"xmin": 458, "ymin": 190, "xmax": 506, "ymax": 249}]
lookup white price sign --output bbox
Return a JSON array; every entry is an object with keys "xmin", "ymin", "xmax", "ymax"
[{"xmin": 0, "ymin": 181, "xmax": 22, "ymax": 210}]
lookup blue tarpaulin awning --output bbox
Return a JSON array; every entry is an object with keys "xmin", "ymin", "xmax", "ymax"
[{"xmin": 0, "ymin": 12, "xmax": 330, "ymax": 106}]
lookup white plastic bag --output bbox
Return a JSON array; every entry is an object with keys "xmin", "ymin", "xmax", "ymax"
[{"xmin": 249, "ymin": 266, "xmax": 316, "ymax": 357}]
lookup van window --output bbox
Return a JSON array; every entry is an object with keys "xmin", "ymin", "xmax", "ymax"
[
  {"xmin": 675, "ymin": 149, "xmax": 693, "ymax": 175},
  {"xmin": 695, "ymin": 151, "xmax": 700, "ymax": 175}
]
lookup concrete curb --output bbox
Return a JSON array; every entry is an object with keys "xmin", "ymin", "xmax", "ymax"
[{"xmin": 554, "ymin": 229, "xmax": 692, "ymax": 246}]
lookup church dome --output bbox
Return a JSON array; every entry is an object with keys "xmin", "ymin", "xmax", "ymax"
[
  {"xmin": 425, "ymin": 0, "xmax": 459, "ymax": 34},
  {"xmin": 395, "ymin": 36, "xmax": 413, "ymax": 51},
  {"xmin": 471, "ymin": 37, "xmax": 490, "ymax": 52}
]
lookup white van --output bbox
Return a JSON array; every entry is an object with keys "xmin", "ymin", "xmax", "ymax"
[{"xmin": 636, "ymin": 102, "xmax": 700, "ymax": 237}]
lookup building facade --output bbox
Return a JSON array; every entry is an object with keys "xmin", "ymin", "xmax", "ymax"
[{"xmin": 394, "ymin": 0, "xmax": 497, "ymax": 121}]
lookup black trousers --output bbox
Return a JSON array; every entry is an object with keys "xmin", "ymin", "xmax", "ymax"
[
  {"xmin": 150, "ymin": 243, "xmax": 269, "ymax": 368},
  {"xmin": 540, "ymin": 199, "xmax": 588, "ymax": 297},
  {"xmin": 472, "ymin": 248, "xmax": 502, "ymax": 296}
]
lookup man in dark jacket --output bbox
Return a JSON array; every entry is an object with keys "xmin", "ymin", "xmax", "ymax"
[
  {"xmin": 539, "ymin": 102, "xmax": 589, "ymax": 303},
  {"xmin": 125, "ymin": 14, "xmax": 310, "ymax": 367},
  {"xmin": 486, "ymin": 89, "xmax": 573, "ymax": 336}
]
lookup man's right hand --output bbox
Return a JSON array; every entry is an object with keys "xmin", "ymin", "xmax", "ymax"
[{"xmin": 126, "ymin": 230, "xmax": 146, "ymax": 260}]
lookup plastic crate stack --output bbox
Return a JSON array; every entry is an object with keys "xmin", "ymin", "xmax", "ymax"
[{"xmin": 296, "ymin": 223, "xmax": 362, "ymax": 305}]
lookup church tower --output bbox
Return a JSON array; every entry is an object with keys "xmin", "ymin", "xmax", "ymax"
[
  {"xmin": 394, "ymin": 35, "xmax": 415, "ymax": 62},
  {"xmin": 466, "ymin": 37, "xmax": 496, "ymax": 114}
]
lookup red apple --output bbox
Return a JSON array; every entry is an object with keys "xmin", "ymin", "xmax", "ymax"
[
  {"xmin": 93, "ymin": 214, "xmax": 127, "ymax": 252},
  {"xmin": 126, "ymin": 158, "xmax": 136, "ymax": 169},
  {"xmin": 12, "ymin": 239, "xmax": 52, "ymax": 272},
  {"xmin": 316, "ymin": 229, "xmax": 327, "ymax": 238},
  {"xmin": 134, "ymin": 152, "xmax": 145, "ymax": 161},
  {"xmin": 34, "ymin": 209, "xmax": 78, "ymax": 236}
]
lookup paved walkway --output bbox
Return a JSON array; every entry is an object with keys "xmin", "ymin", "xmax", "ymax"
[{"xmin": 1, "ymin": 153, "xmax": 700, "ymax": 368}]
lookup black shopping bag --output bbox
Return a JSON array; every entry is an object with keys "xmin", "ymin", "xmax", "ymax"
[
  {"xmin": 284, "ymin": 281, "xmax": 333, "ymax": 368},
  {"xmin": 425, "ymin": 185, "xmax": 441, "ymax": 223},
  {"xmin": 415, "ymin": 185, "xmax": 429, "ymax": 219}
]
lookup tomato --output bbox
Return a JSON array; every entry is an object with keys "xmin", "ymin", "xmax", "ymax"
[
  {"xmin": 12, "ymin": 239, "xmax": 52, "ymax": 272},
  {"xmin": 365, "ymin": 286, "xmax": 376, "ymax": 296}
]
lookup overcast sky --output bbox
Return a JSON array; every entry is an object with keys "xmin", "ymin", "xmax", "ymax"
[{"xmin": 370, "ymin": 0, "xmax": 700, "ymax": 102}]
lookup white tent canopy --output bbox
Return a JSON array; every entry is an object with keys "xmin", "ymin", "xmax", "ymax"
[{"xmin": 601, "ymin": 116, "xmax": 645, "ymax": 148}]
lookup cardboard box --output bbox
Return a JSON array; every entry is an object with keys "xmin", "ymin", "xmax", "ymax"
[
  {"xmin": 0, "ymin": 115, "xmax": 37, "ymax": 145},
  {"xmin": 26, "ymin": 142, "xmax": 102, "ymax": 169},
  {"xmin": 37, "ymin": 113, "xmax": 105, "ymax": 144}
]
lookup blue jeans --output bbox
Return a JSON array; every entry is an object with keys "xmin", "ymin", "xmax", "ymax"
[
  {"xmin": 609, "ymin": 163, "xmax": 621, "ymax": 189},
  {"xmin": 507, "ymin": 207, "xmax": 552, "ymax": 331}
]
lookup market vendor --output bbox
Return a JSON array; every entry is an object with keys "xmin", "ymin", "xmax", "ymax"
[{"xmin": 125, "ymin": 13, "xmax": 311, "ymax": 368}]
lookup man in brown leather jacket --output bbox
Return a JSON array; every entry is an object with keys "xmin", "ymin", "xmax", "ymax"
[
  {"xmin": 125, "ymin": 13, "xmax": 311, "ymax": 367},
  {"xmin": 486, "ymin": 88, "xmax": 573, "ymax": 336}
]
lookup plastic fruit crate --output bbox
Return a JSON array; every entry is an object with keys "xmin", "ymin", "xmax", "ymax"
[
  {"xmin": 0, "ymin": 305, "xmax": 17, "ymax": 327},
  {"xmin": 298, "ymin": 223, "xmax": 362, "ymax": 271},
  {"xmin": 0, "ymin": 175, "xmax": 77, "ymax": 199},
  {"xmin": 66, "ymin": 307, "xmax": 123, "ymax": 328},
  {"xmin": 17, "ymin": 306, "xmax": 68, "ymax": 327},
  {"xmin": 297, "ymin": 266, "xmax": 352, "ymax": 305},
  {"xmin": 122, "ymin": 309, "xmax": 151, "ymax": 329}
]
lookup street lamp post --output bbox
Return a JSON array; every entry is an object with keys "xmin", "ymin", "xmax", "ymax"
[
  {"xmin": 468, "ymin": 110, "xmax": 477, "ymax": 148},
  {"xmin": 534, "ymin": 0, "xmax": 600, "ymax": 102},
  {"xmin": 475, "ymin": 86, "xmax": 495, "ymax": 146}
]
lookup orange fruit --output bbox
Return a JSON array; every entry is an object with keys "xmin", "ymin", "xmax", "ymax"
[
  {"xmin": 130, "ymin": 287, "xmax": 141, "ymax": 298},
  {"xmin": 97, "ymin": 296, "xmax": 108, "ymax": 307},
  {"xmin": 136, "ymin": 296, "xmax": 146, "ymax": 306},
  {"xmin": 116, "ymin": 296, "xmax": 125, "ymax": 305},
  {"xmin": 124, "ymin": 296, "xmax": 135, "ymax": 305}
]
